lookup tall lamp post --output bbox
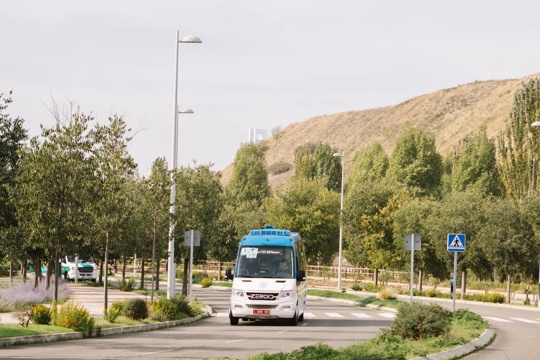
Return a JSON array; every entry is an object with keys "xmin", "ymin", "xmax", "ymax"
[
  {"xmin": 167, "ymin": 33, "xmax": 202, "ymax": 300},
  {"xmin": 333, "ymin": 151, "xmax": 345, "ymax": 291},
  {"xmin": 531, "ymin": 121, "xmax": 540, "ymax": 306}
]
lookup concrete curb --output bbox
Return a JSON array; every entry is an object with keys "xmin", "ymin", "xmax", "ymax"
[
  {"xmin": 0, "ymin": 313, "xmax": 210, "ymax": 348},
  {"xmin": 411, "ymin": 328, "xmax": 495, "ymax": 360}
]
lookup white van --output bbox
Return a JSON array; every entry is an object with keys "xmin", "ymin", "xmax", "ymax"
[{"xmin": 229, "ymin": 226, "xmax": 307, "ymax": 326}]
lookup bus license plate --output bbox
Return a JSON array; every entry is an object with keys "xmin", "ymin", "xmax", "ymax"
[{"xmin": 253, "ymin": 309, "xmax": 270, "ymax": 315}]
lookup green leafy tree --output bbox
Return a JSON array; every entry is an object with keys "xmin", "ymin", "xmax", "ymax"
[
  {"xmin": 265, "ymin": 178, "xmax": 340, "ymax": 265},
  {"xmin": 91, "ymin": 115, "xmax": 136, "ymax": 311},
  {"xmin": 174, "ymin": 164, "xmax": 223, "ymax": 295},
  {"xmin": 224, "ymin": 143, "xmax": 270, "ymax": 238},
  {"xmin": 293, "ymin": 142, "xmax": 341, "ymax": 191},
  {"xmin": 498, "ymin": 78, "xmax": 540, "ymax": 202},
  {"xmin": 349, "ymin": 142, "xmax": 389, "ymax": 184},
  {"xmin": 0, "ymin": 91, "xmax": 28, "ymax": 270},
  {"xmin": 477, "ymin": 198, "xmax": 536, "ymax": 286},
  {"xmin": 13, "ymin": 112, "xmax": 95, "ymax": 300},
  {"xmin": 452, "ymin": 126, "xmax": 505, "ymax": 197},
  {"xmin": 392, "ymin": 197, "xmax": 448, "ymax": 283},
  {"xmin": 388, "ymin": 128, "xmax": 443, "ymax": 197}
]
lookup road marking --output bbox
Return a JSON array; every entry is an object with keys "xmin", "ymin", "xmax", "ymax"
[
  {"xmin": 377, "ymin": 313, "xmax": 395, "ymax": 318},
  {"xmin": 225, "ymin": 339, "xmax": 246, "ymax": 344},
  {"xmin": 277, "ymin": 330, "xmax": 289, "ymax": 334},
  {"xmin": 511, "ymin": 318, "xmax": 540, "ymax": 324},
  {"xmin": 325, "ymin": 312, "xmax": 344, "ymax": 318},
  {"xmin": 136, "ymin": 349, "xmax": 175, "ymax": 356},
  {"xmin": 303, "ymin": 312, "xmax": 316, "ymax": 318},
  {"xmin": 484, "ymin": 317, "xmax": 512, "ymax": 323},
  {"xmin": 352, "ymin": 313, "xmax": 373, "ymax": 319}
]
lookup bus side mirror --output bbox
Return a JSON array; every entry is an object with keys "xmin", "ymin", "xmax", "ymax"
[
  {"xmin": 225, "ymin": 268, "xmax": 234, "ymax": 280},
  {"xmin": 296, "ymin": 269, "xmax": 306, "ymax": 281}
]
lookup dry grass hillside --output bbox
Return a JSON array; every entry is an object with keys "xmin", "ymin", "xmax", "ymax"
[{"xmin": 222, "ymin": 73, "xmax": 540, "ymax": 192}]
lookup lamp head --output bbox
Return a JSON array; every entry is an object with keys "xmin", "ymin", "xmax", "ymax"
[{"xmin": 181, "ymin": 35, "xmax": 202, "ymax": 43}]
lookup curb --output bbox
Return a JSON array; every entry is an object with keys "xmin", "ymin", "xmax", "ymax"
[
  {"xmin": 411, "ymin": 328, "xmax": 495, "ymax": 360},
  {"xmin": 0, "ymin": 313, "xmax": 210, "ymax": 348}
]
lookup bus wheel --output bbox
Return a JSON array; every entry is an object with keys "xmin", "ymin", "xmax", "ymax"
[{"xmin": 229, "ymin": 311, "xmax": 239, "ymax": 326}]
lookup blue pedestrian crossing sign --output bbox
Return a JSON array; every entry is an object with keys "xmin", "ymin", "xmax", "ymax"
[{"xmin": 447, "ymin": 234, "xmax": 466, "ymax": 252}]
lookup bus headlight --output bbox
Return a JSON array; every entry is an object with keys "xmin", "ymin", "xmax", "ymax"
[
  {"xmin": 279, "ymin": 291, "xmax": 293, "ymax": 299},
  {"xmin": 232, "ymin": 289, "xmax": 245, "ymax": 298}
]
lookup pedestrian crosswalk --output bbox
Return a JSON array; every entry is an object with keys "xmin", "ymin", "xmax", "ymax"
[
  {"xmin": 484, "ymin": 316, "xmax": 540, "ymax": 324},
  {"xmin": 215, "ymin": 311, "xmax": 396, "ymax": 319}
]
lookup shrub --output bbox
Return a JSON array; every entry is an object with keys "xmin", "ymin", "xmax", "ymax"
[
  {"xmin": 390, "ymin": 303, "xmax": 452, "ymax": 340},
  {"xmin": 55, "ymin": 301, "xmax": 95, "ymax": 337},
  {"xmin": 192, "ymin": 272, "xmax": 208, "ymax": 284},
  {"xmin": 119, "ymin": 278, "xmax": 136, "ymax": 292},
  {"xmin": 380, "ymin": 288, "xmax": 397, "ymax": 301},
  {"xmin": 151, "ymin": 297, "xmax": 177, "ymax": 321},
  {"xmin": 363, "ymin": 283, "xmax": 382, "ymax": 293},
  {"xmin": 452, "ymin": 308, "xmax": 487, "ymax": 330},
  {"xmin": 104, "ymin": 300, "xmax": 126, "ymax": 323},
  {"xmin": 14, "ymin": 309, "xmax": 31, "ymax": 327},
  {"xmin": 29, "ymin": 304, "xmax": 52, "ymax": 325},
  {"xmin": 171, "ymin": 293, "xmax": 200, "ymax": 317},
  {"xmin": 268, "ymin": 161, "xmax": 292, "ymax": 175},
  {"xmin": 0, "ymin": 278, "xmax": 71, "ymax": 311},
  {"xmin": 351, "ymin": 283, "xmax": 362, "ymax": 291},
  {"xmin": 201, "ymin": 277, "xmax": 212, "ymax": 288},
  {"xmin": 123, "ymin": 298, "xmax": 148, "ymax": 320},
  {"xmin": 357, "ymin": 296, "xmax": 379, "ymax": 307}
]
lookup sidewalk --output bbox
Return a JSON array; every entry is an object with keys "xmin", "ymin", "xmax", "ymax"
[{"xmin": 1, "ymin": 281, "xmax": 152, "ymax": 325}]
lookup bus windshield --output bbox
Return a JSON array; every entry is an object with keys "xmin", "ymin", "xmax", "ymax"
[{"xmin": 236, "ymin": 246, "xmax": 294, "ymax": 278}]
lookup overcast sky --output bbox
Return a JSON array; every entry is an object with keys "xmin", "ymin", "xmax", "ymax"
[{"xmin": 2, "ymin": 1, "xmax": 540, "ymax": 176}]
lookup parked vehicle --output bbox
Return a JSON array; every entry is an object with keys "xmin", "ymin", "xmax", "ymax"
[
  {"xmin": 229, "ymin": 226, "xmax": 307, "ymax": 326},
  {"xmin": 40, "ymin": 255, "xmax": 98, "ymax": 281}
]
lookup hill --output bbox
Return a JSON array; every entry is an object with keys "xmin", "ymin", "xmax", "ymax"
[{"xmin": 222, "ymin": 73, "xmax": 540, "ymax": 192}]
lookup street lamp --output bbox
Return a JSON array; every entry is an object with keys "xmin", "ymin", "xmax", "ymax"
[
  {"xmin": 531, "ymin": 122, "xmax": 540, "ymax": 306},
  {"xmin": 167, "ymin": 33, "xmax": 202, "ymax": 300},
  {"xmin": 333, "ymin": 151, "xmax": 345, "ymax": 291}
]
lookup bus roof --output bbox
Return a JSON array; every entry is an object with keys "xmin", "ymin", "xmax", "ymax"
[{"xmin": 240, "ymin": 226, "xmax": 301, "ymax": 247}]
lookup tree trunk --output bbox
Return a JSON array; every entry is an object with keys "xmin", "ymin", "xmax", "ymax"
[
  {"xmin": 46, "ymin": 260, "xmax": 53, "ymax": 290},
  {"xmin": 218, "ymin": 260, "xmax": 222, "ymax": 282},
  {"xmin": 33, "ymin": 255, "xmax": 40, "ymax": 289},
  {"xmin": 99, "ymin": 259, "xmax": 104, "ymax": 283},
  {"xmin": 182, "ymin": 258, "xmax": 189, "ymax": 296},
  {"xmin": 461, "ymin": 270, "xmax": 467, "ymax": 300},
  {"xmin": 155, "ymin": 258, "xmax": 160, "ymax": 291},
  {"xmin": 22, "ymin": 260, "xmax": 27, "ymax": 283},
  {"xmin": 374, "ymin": 268, "xmax": 379, "ymax": 286},
  {"xmin": 507, "ymin": 274, "xmax": 512, "ymax": 304},
  {"xmin": 419, "ymin": 269, "xmax": 423, "ymax": 291},
  {"xmin": 151, "ymin": 224, "xmax": 156, "ymax": 303},
  {"xmin": 104, "ymin": 231, "xmax": 110, "ymax": 312},
  {"xmin": 140, "ymin": 258, "xmax": 145, "ymax": 289},
  {"xmin": 53, "ymin": 249, "xmax": 59, "ymax": 304},
  {"xmin": 122, "ymin": 255, "xmax": 127, "ymax": 283},
  {"xmin": 9, "ymin": 261, "xmax": 13, "ymax": 283}
]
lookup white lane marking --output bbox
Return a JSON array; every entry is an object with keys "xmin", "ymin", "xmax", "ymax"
[
  {"xmin": 378, "ymin": 313, "xmax": 396, "ymax": 318},
  {"xmin": 277, "ymin": 330, "xmax": 289, "ymax": 334},
  {"xmin": 136, "ymin": 349, "xmax": 174, "ymax": 356},
  {"xmin": 511, "ymin": 318, "xmax": 540, "ymax": 324},
  {"xmin": 484, "ymin": 316, "xmax": 512, "ymax": 323},
  {"xmin": 225, "ymin": 339, "xmax": 246, "ymax": 344},
  {"xmin": 303, "ymin": 312, "xmax": 316, "ymax": 318},
  {"xmin": 325, "ymin": 312, "xmax": 344, "ymax": 318},
  {"xmin": 352, "ymin": 313, "xmax": 373, "ymax": 319}
]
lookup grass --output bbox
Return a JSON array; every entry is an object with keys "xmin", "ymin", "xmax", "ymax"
[{"xmin": 0, "ymin": 324, "xmax": 74, "ymax": 338}]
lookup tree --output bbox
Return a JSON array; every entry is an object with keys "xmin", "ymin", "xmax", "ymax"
[
  {"xmin": 451, "ymin": 126, "xmax": 505, "ymax": 197},
  {"xmin": 0, "ymin": 91, "xmax": 28, "ymax": 274},
  {"xmin": 91, "ymin": 115, "xmax": 136, "ymax": 311},
  {"xmin": 498, "ymin": 79, "xmax": 540, "ymax": 202},
  {"xmin": 224, "ymin": 143, "xmax": 270, "ymax": 239},
  {"xmin": 349, "ymin": 142, "xmax": 389, "ymax": 184},
  {"xmin": 13, "ymin": 111, "xmax": 95, "ymax": 301},
  {"xmin": 265, "ymin": 178, "xmax": 340, "ymax": 265},
  {"xmin": 388, "ymin": 128, "xmax": 443, "ymax": 197},
  {"xmin": 174, "ymin": 164, "xmax": 223, "ymax": 296},
  {"xmin": 293, "ymin": 142, "xmax": 341, "ymax": 192}
]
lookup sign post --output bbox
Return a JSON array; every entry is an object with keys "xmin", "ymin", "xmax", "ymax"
[
  {"xmin": 405, "ymin": 234, "xmax": 421, "ymax": 304},
  {"xmin": 447, "ymin": 234, "xmax": 466, "ymax": 312},
  {"xmin": 184, "ymin": 230, "xmax": 201, "ymax": 305}
]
